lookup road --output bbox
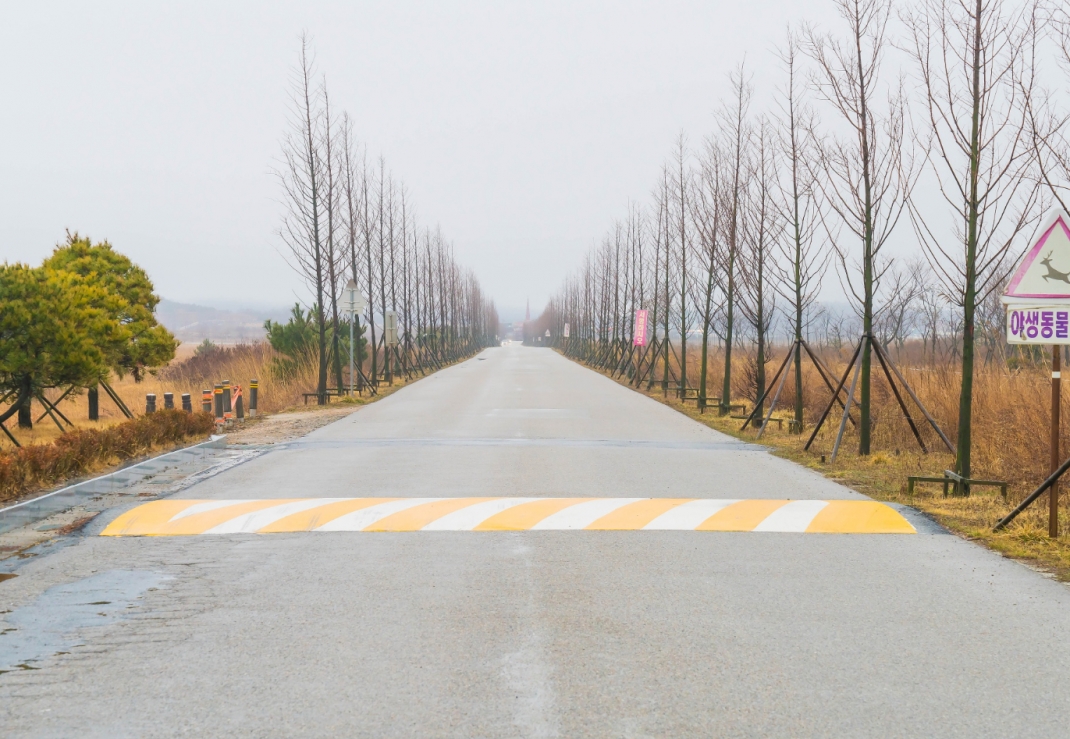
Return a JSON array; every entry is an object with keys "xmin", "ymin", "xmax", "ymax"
[{"xmin": 4, "ymin": 344, "xmax": 1070, "ymax": 737}]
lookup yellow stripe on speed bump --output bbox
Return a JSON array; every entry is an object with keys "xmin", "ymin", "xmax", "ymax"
[
  {"xmin": 100, "ymin": 498, "xmax": 916, "ymax": 536},
  {"xmin": 698, "ymin": 499, "xmax": 789, "ymax": 531}
]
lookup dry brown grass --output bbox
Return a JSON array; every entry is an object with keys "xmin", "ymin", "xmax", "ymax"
[
  {"xmin": 6, "ymin": 342, "xmax": 336, "ymax": 446},
  {"xmin": 0, "ymin": 341, "xmax": 443, "ymax": 502},
  {"xmin": 7, "ymin": 339, "xmax": 464, "ymax": 445},
  {"xmin": 605, "ymin": 343, "xmax": 1070, "ymax": 579},
  {"xmin": 0, "ymin": 410, "xmax": 215, "ymax": 504}
]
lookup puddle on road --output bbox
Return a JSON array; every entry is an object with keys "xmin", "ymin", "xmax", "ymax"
[{"xmin": 0, "ymin": 569, "xmax": 170, "ymax": 673}]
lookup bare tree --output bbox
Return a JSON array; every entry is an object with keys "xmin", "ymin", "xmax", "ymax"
[
  {"xmin": 1028, "ymin": 5, "xmax": 1070, "ymax": 212},
  {"xmin": 278, "ymin": 40, "xmax": 498, "ymax": 385},
  {"xmin": 806, "ymin": 0, "xmax": 917, "ymax": 454},
  {"xmin": 671, "ymin": 134, "xmax": 692, "ymax": 396},
  {"xmin": 718, "ymin": 64, "xmax": 753, "ymax": 415},
  {"xmin": 377, "ymin": 160, "xmax": 391, "ymax": 383},
  {"xmin": 276, "ymin": 35, "xmax": 329, "ymax": 402},
  {"xmin": 774, "ymin": 28, "xmax": 830, "ymax": 431},
  {"xmin": 321, "ymin": 85, "xmax": 346, "ymax": 394},
  {"xmin": 656, "ymin": 169, "xmax": 673, "ymax": 395},
  {"xmin": 915, "ymin": 269, "xmax": 947, "ymax": 358},
  {"xmin": 692, "ymin": 140, "xmax": 725, "ymax": 410},
  {"xmin": 340, "ymin": 113, "xmax": 368, "ymax": 389},
  {"xmin": 904, "ymin": 0, "xmax": 1042, "ymax": 479},
  {"xmin": 738, "ymin": 119, "xmax": 782, "ymax": 417},
  {"xmin": 873, "ymin": 260, "xmax": 923, "ymax": 352}
]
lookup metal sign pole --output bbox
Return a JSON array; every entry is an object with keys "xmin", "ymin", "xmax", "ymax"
[
  {"xmin": 1053, "ymin": 346, "xmax": 1061, "ymax": 538},
  {"xmin": 343, "ymin": 278, "xmax": 368, "ymax": 397}
]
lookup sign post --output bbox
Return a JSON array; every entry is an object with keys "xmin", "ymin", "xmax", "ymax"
[
  {"xmin": 1002, "ymin": 209, "xmax": 1070, "ymax": 537},
  {"xmin": 564, "ymin": 323, "xmax": 570, "ymax": 339},
  {"xmin": 384, "ymin": 310, "xmax": 398, "ymax": 385},
  {"xmin": 343, "ymin": 279, "xmax": 368, "ymax": 395},
  {"xmin": 1055, "ymin": 349, "xmax": 1061, "ymax": 538}
]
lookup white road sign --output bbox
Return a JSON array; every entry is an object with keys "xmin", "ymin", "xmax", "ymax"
[
  {"xmin": 384, "ymin": 310, "xmax": 398, "ymax": 346},
  {"xmin": 1004, "ymin": 210, "xmax": 1070, "ymax": 344}
]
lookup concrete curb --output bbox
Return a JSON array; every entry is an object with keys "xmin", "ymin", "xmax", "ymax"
[{"xmin": 0, "ymin": 435, "xmax": 228, "ymax": 535}]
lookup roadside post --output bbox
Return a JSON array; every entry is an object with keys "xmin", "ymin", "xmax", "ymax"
[
  {"xmin": 202, "ymin": 389, "xmax": 213, "ymax": 414},
  {"xmin": 145, "ymin": 394, "xmax": 156, "ymax": 414},
  {"xmin": 234, "ymin": 385, "xmax": 244, "ymax": 420},
  {"xmin": 1001, "ymin": 209, "xmax": 1070, "ymax": 537},
  {"xmin": 214, "ymin": 384, "xmax": 224, "ymax": 427},
  {"xmin": 249, "ymin": 380, "xmax": 258, "ymax": 417},
  {"xmin": 1055, "ymin": 350, "xmax": 1061, "ymax": 537},
  {"xmin": 163, "ymin": 392, "xmax": 174, "ymax": 410},
  {"xmin": 343, "ymin": 279, "xmax": 368, "ymax": 396},
  {"xmin": 223, "ymin": 380, "xmax": 232, "ymax": 423},
  {"xmin": 385, "ymin": 310, "xmax": 398, "ymax": 385},
  {"xmin": 181, "ymin": 393, "xmax": 192, "ymax": 412}
]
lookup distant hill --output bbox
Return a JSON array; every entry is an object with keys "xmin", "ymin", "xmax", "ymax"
[{"xmin": 156, "ymin": 299, "xmax": 291, "ymax": 344}]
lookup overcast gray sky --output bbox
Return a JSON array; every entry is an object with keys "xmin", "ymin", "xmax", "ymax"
[{"xmin": 0, "ymin": 1, "xmax": 841, "ymax": 320}]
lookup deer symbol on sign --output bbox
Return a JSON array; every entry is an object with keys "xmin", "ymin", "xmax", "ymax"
[{"xmin": 1040, "ymin": 251, "xmax": 1070, "ymax": 284}]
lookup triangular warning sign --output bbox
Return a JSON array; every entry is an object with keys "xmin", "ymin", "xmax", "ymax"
[{"xmin": 1005, "ymin": 210, "xmax": 1070, "ymax": 299}]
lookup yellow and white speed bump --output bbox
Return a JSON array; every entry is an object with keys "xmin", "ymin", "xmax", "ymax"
[{"xmin": 101, "ymin": 498, "xmax": 915, "ymax": 536}]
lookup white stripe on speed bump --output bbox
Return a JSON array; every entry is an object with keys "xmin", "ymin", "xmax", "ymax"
[
  {"xmin": 753, "ymin": 500, "xmax": 830, "ymax": 532},
  {"xmin": 170, "ymin": 500, "xmax": 247, "ymax": 522},
  {"xmin": 643, "ymin": 499, "xmax": 740, "ymax": 529},
  {"xmin": 422, "ymin": 497, "xmax": 540, "ymax": 530},
  {"xmin": 203, "ymin": 499, "xmax": 349, "ymax": 535},
  {"xmin": 532, "ymin": 498, "xmax": 641, "ymax": 530},
  {"xmin": 315, "ymin": 498, "xmax": 440, "ymax": 532}
]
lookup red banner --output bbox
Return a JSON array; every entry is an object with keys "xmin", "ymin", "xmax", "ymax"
[{"xmin": 633, "ymin": 309, "xmax": 649, "ymax": 346}]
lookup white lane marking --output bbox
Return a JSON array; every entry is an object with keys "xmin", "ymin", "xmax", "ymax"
[
  {"xmin": 421, "ymin": 497, "xmax": 539, "ymax": 530},
  {"xmin": 203, "ymin": 499, "xmax": 347, "ymax": 535},
  {"xmin": 164, "ymin": 449, "xmax": 267, "ymax": 496},
  {"xmin": 531, "ymin": 498, "xmax": 641, "ymax": 530},
  {"xmin": 642, "ymin": 499, "xmax": 741, "ymax": 530},
  {"xmin": 315, "ymin": 498, "xmax": 440, "ymax": 531},
  {"xmin": 169, "ymin": 500, "xmax": 248, "ymax": 522},
  {"xmin": 753, "ymin": 500, "xmax": 830, "ymax": 532}
]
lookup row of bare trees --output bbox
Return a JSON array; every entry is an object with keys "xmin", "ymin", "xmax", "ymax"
[
  {"xmin": 278, "ymin": 37, "xmax": 499, "ymax": 402},
  {"xmin": 542, "ymin": 0, "xmax": 1070, "ymax": 475}
]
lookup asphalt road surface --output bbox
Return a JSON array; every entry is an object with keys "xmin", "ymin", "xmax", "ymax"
[{"xmin": 4, "ymin": 345, "xmax": 1070, "ymax": 738}]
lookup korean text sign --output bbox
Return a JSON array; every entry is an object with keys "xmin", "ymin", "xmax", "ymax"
[
  {"xmin": 633, "ymin": 310, "xmax": 649, "ymax": 346},
  {"xmin": 1006, "ymin": 305, "xmax": 1070, "ymax": 344}
]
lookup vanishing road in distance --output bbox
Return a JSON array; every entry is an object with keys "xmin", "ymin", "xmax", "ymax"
[{"xmin": 4, "ymin": 344, "xmax": 1070, "ymax": 737}]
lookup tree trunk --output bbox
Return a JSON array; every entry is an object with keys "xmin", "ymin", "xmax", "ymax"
[
  {"xmin": 855, "ymin": 16, "xmax": 875, "ymax": 456},
  {"xmin": 17, "ymin": 389, "xmax": 32, "ymax": 429},
  {"xmin": 956, "ymin": 0, "xmax": 984, "ymax": 483},
  {"xmin": 721, "ymin": 264, "xmax": 735, "ymax": 415}
]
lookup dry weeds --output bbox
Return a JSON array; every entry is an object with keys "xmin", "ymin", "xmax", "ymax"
[
  {"xmin": 0, "ymin": 342, "xmax": 435, "ymax": 503},
  {"xmin": 602, "ymin": 344, "xmax": 1070, "ymax": 580}
]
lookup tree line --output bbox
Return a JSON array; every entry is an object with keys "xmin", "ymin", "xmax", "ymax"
[
  {"xmin": 542, "ymin": 0, "xmax": 1070, "ymax": 482},
  {"xmin": 279, "ymin": 37, "xmax": 499, "ymax": 402}
]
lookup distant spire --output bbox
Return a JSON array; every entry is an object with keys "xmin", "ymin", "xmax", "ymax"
[{"xmin": 525, "ymin": 299, "xmax": 530, "ymax": 321}]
